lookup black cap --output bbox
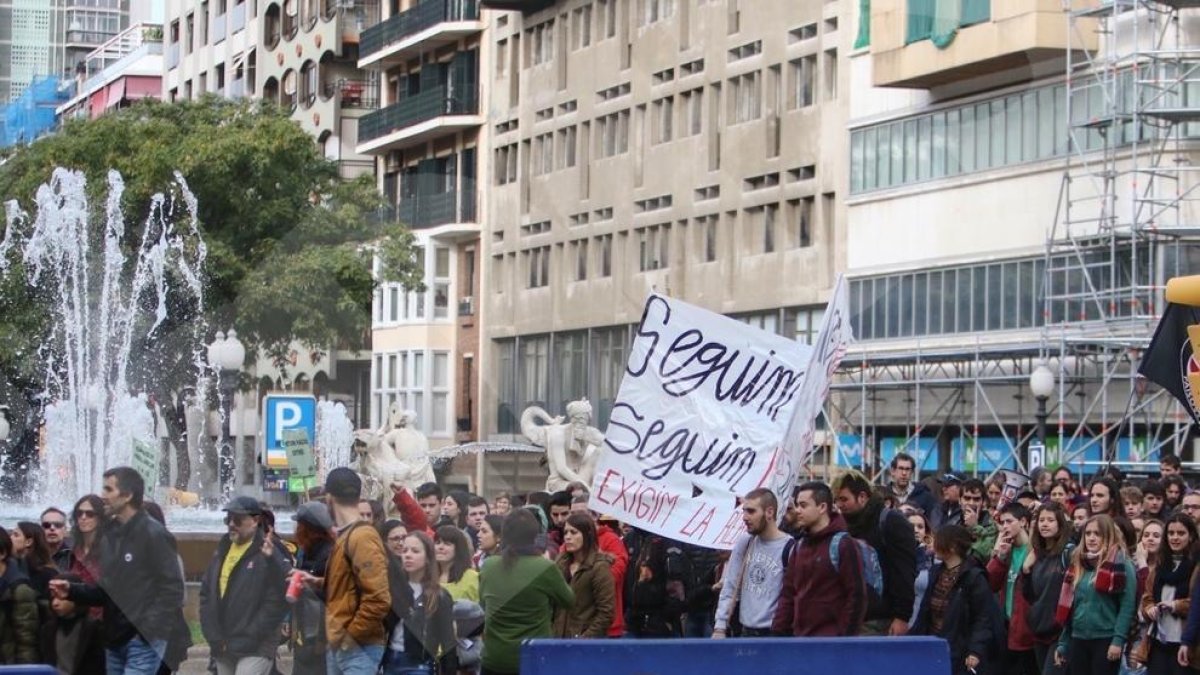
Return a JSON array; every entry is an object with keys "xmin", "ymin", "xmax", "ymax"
[
  {"xmin": 324, "ymin": 467, "xmax": 362, "ymax": 501},
  {"xmin": 223, "ymin": 495, "xmax": 263, "ymax": 515},
  {"xmin": 942, "ymin": 473, "xmax": 963, "ymax": 486}
]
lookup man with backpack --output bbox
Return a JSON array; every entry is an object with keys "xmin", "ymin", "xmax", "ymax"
[
  {"xmin": 773, "ymin": 482, "xmax": 867, "ymax": 636},
  {"xmin": 318, "ymin": 468, "xmax": 391, "ymax": 675},
  {"xmin": 712, "ymin": 488, "xmax": 795, "ymax": 638},
  {"xmin": 834, "ymin": 470, "xmax": 918, "ymax": 637}
]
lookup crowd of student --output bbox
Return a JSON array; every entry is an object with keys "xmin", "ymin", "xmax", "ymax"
[{"xmin": 4, "ymin": 453, "xmax": 1200, "ymax": 675}]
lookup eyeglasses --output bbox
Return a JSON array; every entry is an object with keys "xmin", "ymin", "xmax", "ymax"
[
  {"xmin": 224, "ymin": 514, "xmax": 249, "ymax": 525},
  {"xmin": 74, "ymin": 509, "xmax": 97, "ymax": 519},
  {"xmin": 42, "ymin": 521, "xmax": 65, "ymax": 530}
]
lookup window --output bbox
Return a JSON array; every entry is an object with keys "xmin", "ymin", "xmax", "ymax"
[
  {"xmin": 791, "ymin": 56, "xmax": 815, "ymax": 109},
  {"xmin": 558, "ymin": 126, "xmax": 577, "ymax": 168},
  {"xmin": 652, "ymin": 96, "xmax": 674, "ymax": 144},
  {"xmin": 495, "ymin": 144, "xmax": 518, "ymax": 185},
  {"xmin": 433, "ymin": 246, "xmax": 450, "ymax": 319},
  {"xmin": 823, "ymin": 49, "xmax": 838, "ymax": 100},
  {"xmin": 598, "ymin": 0, "xmax": 617, "ymax": 38},
  {"xmin": 729, "ymin": 71, "xmax": 761, "ymax": 123},
  {"xmin": 532, "ymin": 133, "xmax": 554, "ymax": 176},
  {"xmin": 638, "ymin": 225, "xmax": 670, "ymax": 271},
  {"xmin": 572, "ymin": 5, "xmax": 592, "ymax": 49},
  {"xmin": 907, "ymin": 0, "xmax": 991, "ymax": 44},
  {"xmin": 598, "ymin": 235, "xmax": 612, "ymax": 277},
  {"xmin": 596, "ymin": 110, "xmax": 630, "ymax": 158},
  {"xmin": 431, "ymin": 351, "xmax": 449, "ymax": 434},
  {"xmin": 681, "ymin": 88, "xmax": 703, "ymax": 136},
  {"xmin": 527, "ymin": 247, "xmax": 550, "ymax": 287},
  {"xmin": 529, "ymin": 20, "xmax": 554, "ymax": 66},
  {"xmin": 697, "ymin": 214, "xmax": 718, "ymax": 262},
  {"xmin": 790, "ymin": 197, "xmax": 813, "ymax": 248},
  {"xmin": 641, "ymin": 0, "xmax": 674, "ymax": 25},
  {"xmin": 574, "ymin": 239, "xmax": 588, "ymax": 280},
  {"xmin": 496, "ymin": 39, "xmax": 507, "ymax": 77}
]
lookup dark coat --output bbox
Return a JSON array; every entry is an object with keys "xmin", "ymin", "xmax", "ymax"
[
  {"xmin": 384, "ymin": 562, "xmax": 458, "ymax": 674},
  {"xmin": 627, "ymin": 533, "xmax": 683, "ymax": 637},
  {"xmin": 68, "ymin": 509, "xmax": 185, "ymax": 647},
  {"xmin": 772, "ymin": 514, "xmax": 867, "ymax": 637},
  {"xmin": 553, "ymin": 549, "xmax": 615, "ymax": 638},
  {"xmin": 845, "ymin": 497, "xmax": 919, "ymax": 623},
  {"xmin": 199, "ymin": 531, "xmax": 290, "ymax": 659},
  {"xmin": 913, "ymin": 560, "xmax": 997, "ymax": 675},
  {"xmin": 39, "ymin": 613, "xmax": 106, "ymax": 675},
  {"xmin": 0, "ymin": 562, "xmax": 39, "ymax": 664}
]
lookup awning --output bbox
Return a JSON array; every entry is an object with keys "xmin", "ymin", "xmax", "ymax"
[
  {"xmin": 125, "ymin": 76, "xmax": 161, "ymax": 100},
  {"xmin": 105, "ymin": 78, "xmax": 126, "ymax": 109},
  {"xmin": 88, "ymin": 87, "xmax": 107, "ymax": 118}
]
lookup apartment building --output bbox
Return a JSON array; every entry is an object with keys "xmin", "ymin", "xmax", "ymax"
[
  {"xmin": 357, "ymin": 0, "xmax": 485, "ymax": 483},
  {"xmin": 841, "ymin": 0, "xmax": 1200, "ymax": 475},
  {"xmin": 476, "ymin": 0, "xmax": 849, "ymax": 493},
  {"xmin": 57, "ymin": 21, "xmax": 163, "ymax": 120}
]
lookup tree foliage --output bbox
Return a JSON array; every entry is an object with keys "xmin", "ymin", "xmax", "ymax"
[{"xmin": 0, "ymin": 96, "xmax": 421, "ymax": 393}]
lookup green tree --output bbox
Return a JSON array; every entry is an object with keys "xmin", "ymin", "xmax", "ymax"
[{"xmin": 0, "ymin": 97, "xmax": 419, "ymax": 488}]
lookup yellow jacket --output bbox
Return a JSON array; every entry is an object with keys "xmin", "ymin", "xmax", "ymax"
[{"xmin": 324, "ymin": 523, "xmax": 391, "ymax": 649}]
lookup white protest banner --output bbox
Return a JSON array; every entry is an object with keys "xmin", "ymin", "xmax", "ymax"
[
  {"xmin": 587, "ymin": 293, "xmax": 814, "ymax": 549},
  {"xmin": 770, "ymin": 276, "xmax": 853, "ymax": 507}
]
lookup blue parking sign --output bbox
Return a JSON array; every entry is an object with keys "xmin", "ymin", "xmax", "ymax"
[{"xmin": 263, "ymin": 394, "xmax": 316, "ymax": 469}]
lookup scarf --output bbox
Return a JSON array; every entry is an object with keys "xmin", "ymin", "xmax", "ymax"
[
  {"xmin": 1094, "ymin": 549, "xmax": 1126, "ymax": 595},
  {"xmin": 844, "ymin": 496, "xmax": 884, "ymax": 538},
  {"xmin": 1154, "ymin": 554, "xmax": 1196, "ymax": 600}
]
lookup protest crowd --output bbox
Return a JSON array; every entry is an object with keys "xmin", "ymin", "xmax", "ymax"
[{"xmin": 7, "ymin": 454, "xmax": 1200, "ymax": 675}]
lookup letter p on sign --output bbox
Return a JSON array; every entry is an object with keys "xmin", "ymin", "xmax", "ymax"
[{"xmin": 274, "ymin": 402, "xmax": 303, "ymax": 444}]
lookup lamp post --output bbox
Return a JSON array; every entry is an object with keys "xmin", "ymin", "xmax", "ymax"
[
  {"xmin": 1028, "ymin": 362, "xmax": 1056, "ymax": 466},
  {"xmin": 207, "ymin": 330, "xmax": 245, "ymax": 496}
]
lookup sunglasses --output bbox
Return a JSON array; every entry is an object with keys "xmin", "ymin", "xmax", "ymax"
[
  {"xmin": 74, "ymin": 509, "xmax": 97, "ymax": 519},
  {"xmin": 42, "ymin": 521, "xmax": 65, "ymax": 530},
  {"xmin": 224, "ymin": 514, "xmax": 253, "ymax": 525}
]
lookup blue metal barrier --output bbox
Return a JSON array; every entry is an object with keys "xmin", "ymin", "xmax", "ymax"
[
  {"xmin": 522, "ymin": 637, "xmax": 951, "ymax": 675},
  {"xmin": 0, "ymin": 667, "xmax": 58, "ymax": 674}
]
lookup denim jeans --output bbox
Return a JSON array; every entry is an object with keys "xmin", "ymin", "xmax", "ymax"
[
  {"xmin": 684, "ymin": 612, "xmax": 714, "ymax": 638},
  {"xmin": 326, "ymin": 643, "xmax": 386, "ymax": 675},
  {"xmin": 106, "ymin": 637, "xmax": 167, "ymax": 675},
  {"xmin": 381, "ymin": 648, "xmax": 434, "ymax": 675}
]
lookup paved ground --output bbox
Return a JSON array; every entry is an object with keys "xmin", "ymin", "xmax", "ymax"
[{"xmin": 177, "ymin": 646, "xmax": 294, "ymax": 674}]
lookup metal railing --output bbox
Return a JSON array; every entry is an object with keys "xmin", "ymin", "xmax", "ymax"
[
  {"xmin": 396, "ymin": 180, "xmax": 476, "ymax": 228},
  {"xmin": 324, "ymin": 78, "xmax": 380, "ymax": 108},
  {"xmin": 360, "ymin": 0, "xmax": 478, "ymax": 60},
  {"xmin": 358, "ymin": 83, "xmax": 478, "ymax": 143}
]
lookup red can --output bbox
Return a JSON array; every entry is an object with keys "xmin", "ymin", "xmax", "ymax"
[{"xmin": 286, "ymin": 570, "xmax": 304, "ymax": 603}]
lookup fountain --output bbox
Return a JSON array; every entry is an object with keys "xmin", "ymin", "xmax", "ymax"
[
  {"xmin": 0, "ymin": 168, "xmax": 211, "ymax": 510},
  {"xmin": 316, "ymin": 399, "xmax": 355, "ymax": 474}
]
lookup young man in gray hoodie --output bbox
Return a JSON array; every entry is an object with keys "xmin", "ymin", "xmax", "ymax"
[{"xmin": 712, "ymin": 488, "xmax": 794, "ymax": 638}]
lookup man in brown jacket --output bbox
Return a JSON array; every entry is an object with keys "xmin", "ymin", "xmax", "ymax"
[{"xmin": 322, "ymin": 468, "xmax": 390, "ymax": 675}]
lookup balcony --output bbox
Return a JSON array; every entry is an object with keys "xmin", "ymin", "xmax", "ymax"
[
  {"xmin": 324, "ymin": 77, "xmax": 380, "ymax": 109},
  {"xmin": 871, "ymin": 0, "xmax": 1097, "ymax": 90},
  {"xmin": 359, "ymin": 0, "xmax": 481, "ymax": 69},
  {"xmin": 357, "ymin": 84, "xmax": 481, "ymax": 153},
  {"xmin": 397, "ymin": 181, "xmax": 477, "ymax": 230},
  {"xmin": 478, "ymin": 0, "xmax": 553, "ymax": 11}
]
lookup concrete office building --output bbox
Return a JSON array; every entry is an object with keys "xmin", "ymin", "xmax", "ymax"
[
  {"xmin": 476, "ymin": 0, "xmax": 849, "ymax": 493},
  {"xmin": 840, "ymin": 0, "xmax": 1200, "ymax": 477},
  {"xmin": 357, "ymin": 0, "xmax": 486, "ymax": 488},
  {"xmin": 2, "ymin": 0, "xmax": 56, "ymax": 104}
]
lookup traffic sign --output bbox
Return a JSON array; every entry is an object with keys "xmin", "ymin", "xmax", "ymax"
[
  {"xmin": 263, "ymin": 394, "xmax": 316, "ymax": 469},
  {"xmin": 1028, "ymin": 442, "xmax": 1045, "ymax": 470}
]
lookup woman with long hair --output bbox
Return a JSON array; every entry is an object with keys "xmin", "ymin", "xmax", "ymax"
[
  {"xmin": 552, "ymin": 514, "xmax": 614, "ymax": 638},
  {"xmin": 382, "ymin": 520, "xmax": 409, "ymax": 561},
  {"xmin": 67, "ymin": 496, "xmax": 104, "ymax": 586},
  {"xmin": 443, "ymin": 491, "xmax": 470, "ymax": 529},
  {"xmin": 1136, "ymin": 514, "xmax": 1198, "ymax": 675},
  {"xmin": 382, "ymin": 531, "xmax": 457, "ymax": 675},
  {"xmin": 1052, "ymin": 481, "xmax": 1075, "ymax": 510},
  {"xmin": 474, "ymin": 515, "xmax": 503, "ymax": 570},
  {"xmin": 1054, "ymin": 514, "xmax": 1138, "ymax": 675},
  {"xmin": 479, "ymin": 509, "xmax": 574, "ymax": 675},
  {"xmin": 908, "ymin": 511, "xmax": 935, "ymax": 630},
  {"xmin": 913, "ymin": 525, "xmax": 1001, "ymax": 675},
  {"xmin": 290, "ymin": 502, "xmax": 335, "ymax": 675},
  {"xmin": 14, "ymin": 522, "xmax": 56, "ymax": 600},
  {"xmin": 1138, "ymin": 521, "xmax": 1168, "ymax": 582},
  {"xmin": 435, "ymin": 525, "xmax": 479, "ymax": 602},
  {"xmin": 1023, "ymin": 501, "xmax": 1075, "ymax": 674}
]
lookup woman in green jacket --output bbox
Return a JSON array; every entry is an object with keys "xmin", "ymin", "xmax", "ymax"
[
  {"xmin": 1055, "ymin": 514, "xmax": 1138, "ymax": 675},
  {"xmin": 480, "ymin": 509, "xmax": 574, "ymax": 675},
  {"xmin": 553, "ymin": 513, "xmax": 615, "ymax": 638},
  {"xmin": 0, "ymin": 527, "xmax": 40, "ymax": 665}
]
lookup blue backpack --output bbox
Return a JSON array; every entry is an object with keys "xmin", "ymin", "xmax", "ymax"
[{"xmin": 829, "ymin": 531, "xmax": 885, "ymax": 599}]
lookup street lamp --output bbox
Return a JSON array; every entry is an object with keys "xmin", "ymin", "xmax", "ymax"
[
  {"xmin": 207, "ymin": 330, "xmax": 245, "ymax": 495},
  {"xmin": 1028, "ymin": 362, "xmax": 1056, "ymax": 465}
]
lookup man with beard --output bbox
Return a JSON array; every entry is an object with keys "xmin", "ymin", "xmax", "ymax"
[
  {"xmin": 712, "ymin": 488, "xmax": 795, "ymax": 638},
  {"xmin": 834, "ymin": 470, "xmax": 918, "ymax": 637}
]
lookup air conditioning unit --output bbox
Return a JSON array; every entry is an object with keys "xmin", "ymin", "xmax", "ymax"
[{"xmin": 458, "ymin": 296, "xmax": 475, "ymax": 317}]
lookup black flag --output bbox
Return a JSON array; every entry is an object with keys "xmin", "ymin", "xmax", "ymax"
[{"xmin": 1138, "ymin": 302, "xmax": 1200, "ymax": 423}]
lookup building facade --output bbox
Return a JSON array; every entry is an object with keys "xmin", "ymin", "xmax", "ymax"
[
  {"xmin": 56, "ymin": 21, "xmax": 163, "ymax": 120},
  {"xmin": 840, "ymin": 0, "xmax": 1200, "ymax": 477},
  {"xmin": 357, "ymin": 0, "xmax": 485, "ymax": 488},
  {"xmin": 2, "ymin": 0, "xmax": 56, "ymax": 104},
  {"xmin": 477, "ymin": 0, "xmax": 850, "ymax": 494}
]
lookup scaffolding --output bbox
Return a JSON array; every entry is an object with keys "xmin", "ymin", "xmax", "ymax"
[{"xmin": 828, "ymin": 0, "xmax": 1200, "ymax": 482}]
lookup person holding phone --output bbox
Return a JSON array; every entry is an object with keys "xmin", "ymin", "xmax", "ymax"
[
  {"xmin": 1136, "ymin": 513, "xmax": 1198, "ymax": 675},
  {"xmin": 988, "ymin": 503, "xmax": 1037, "ymax": 675}
]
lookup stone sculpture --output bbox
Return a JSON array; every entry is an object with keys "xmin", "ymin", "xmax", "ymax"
[
  {"xmin": 350, "ymin": 403, "xmax": 437, "ymax": 503},
  {"xmin": 521, "ymin": 398, "xmax": 605, "ymax": 492}
]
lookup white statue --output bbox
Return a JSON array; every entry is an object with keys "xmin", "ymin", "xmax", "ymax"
[
  {"xmin": 350, "ymin": 404, "xmax": 436, "ymax": 501},
  {"xmin": 521, "ymin": 398, "xmax": 605, "ymax": 493}
]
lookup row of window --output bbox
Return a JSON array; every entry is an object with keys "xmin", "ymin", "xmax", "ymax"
[
  {"xmin": 849, "ymin": 69, "xmax": 1174, "ymax": 194},
  {"xmin": 847, "ymin": 246, "xmax": 1156, "ymax": 341},
  {"xmin": 496, "ymin": 198, "xmax": 833, "ymax": 290},
  {"xmin": 373, "ymin": 245, "xmax": 453, "ymax": 326},
  {"xmin": 371, "ymin": 349, "xmax": 452, "ymax": 435}
]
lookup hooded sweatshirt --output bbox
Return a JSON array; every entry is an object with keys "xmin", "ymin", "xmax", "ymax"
[{"xmin": 772, "ymin": 513, "xmax": 866, "ymax": 637}]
